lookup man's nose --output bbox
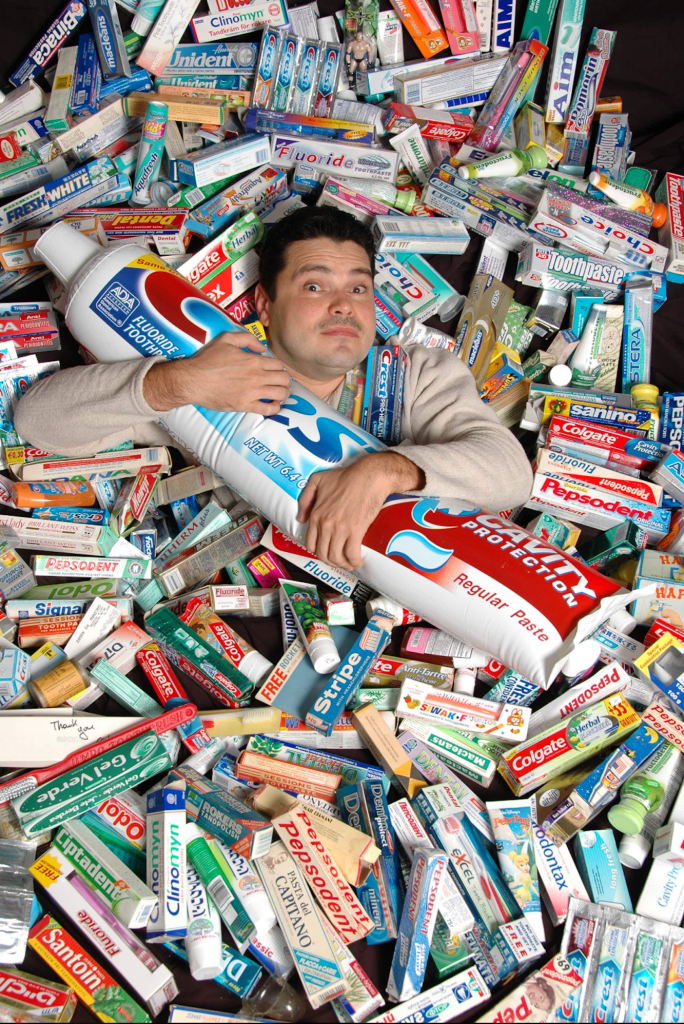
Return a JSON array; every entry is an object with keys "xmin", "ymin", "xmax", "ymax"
[{"xmin": 329, "ymin": 289, "xmax": 353, "ymax": 316}]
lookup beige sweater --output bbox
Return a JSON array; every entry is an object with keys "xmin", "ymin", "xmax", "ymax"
[{"xmin": 14, "ymin": 346, "xmax": 533, "ymax": 511}]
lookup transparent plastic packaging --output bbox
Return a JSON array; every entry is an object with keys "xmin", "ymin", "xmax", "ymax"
[{"xmin": 0, "ymin": 838, "xmax": 37, "ymax": 964}]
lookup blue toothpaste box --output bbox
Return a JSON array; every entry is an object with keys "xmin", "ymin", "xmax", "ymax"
[
  {"xmin": 362, "ymin": 344, "xmax": 407, "ymax": 445},
  {"xmin": 165, "ymin": 42, "xmax": 258, "ymax": 75},
  {"xmin": 87, "ymin": 0, "xmax": 130, "ymax": 79},
  {"xmin": 72, "ymin": 33, "xmax": 101, "ymax": 116},
  {"xmin": 574, "ymin": 829, "xmax": 633, "ymax": 912},
  {"xmin": 661, "ymin": 393, "xmax": 684, "ymax": 453},
  {"xmin": 10, "ymin": 1, "xmax": 87, "ymax": 86}
]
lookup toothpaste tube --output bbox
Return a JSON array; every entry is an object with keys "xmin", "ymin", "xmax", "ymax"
[
  {"xmin": 10, "ymin": 2, "xmax": 88, "ymax": 86},
  {"xmin": 526, "ymin": 473, "xmax": 671, "ymax": 543},
  {"xmin": 387, "ymin": 849, "xmax": 448, "ymax": 1002},
  {"xmin": 397, "ymin": 679, "xmax": 531, "ymax": 742},
  {"xmin": 499, "ymin": 691, "xmax": 640, "ymax": 795},
  {"xmin": 312, "ymin": 43, "xmax": 343, "ymax": 118},
  {"xmin": 253, "ymin": 27, "xmax": 282, "ymax": 108}
]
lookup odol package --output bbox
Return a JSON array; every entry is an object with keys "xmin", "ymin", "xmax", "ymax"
[{"xmin": 0, "ymin": 0, "xmax": 682, "ymax": 1021}]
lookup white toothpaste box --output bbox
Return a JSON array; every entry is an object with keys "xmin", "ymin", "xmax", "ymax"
[
  {"xmin": 368, "ymin": 967, "xmax": 490, "ymax": 1022},
  {"xmin": 533, "ymin": 825, "xmax": 588, "ymax": 926},
  {"xmin": 635, "ymin": 855, "xmax": 684, "ymax": 925},
  {"xmin": 146, "ymin": 787, "xmax": 187, "ymax": 943},
  {"xmin": 177, "ymin": 134, "xmax": 271, "ymax": 188},
  {"xmin": 270, "ymin": 135, "xmax": 401, "ymax": 183},
  {"xmin": 393, "ymin": 52, "xmax": 507, "ymax": 107},
  {"xmin": 30, "ymin": 844, "xmax": 178, "ymax": 1015}
]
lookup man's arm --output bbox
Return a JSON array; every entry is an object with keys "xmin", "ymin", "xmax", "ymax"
[
  {"xmin": 14, "ymin": 334, "xmax": 292, "ymax": 457},
  {"xmin": 397, "ymin": 345, "xmax": 534, "ymax": 510},
  {"xmin": 14, "ymin": 358, "xmax": 174, "ymax": 456},
  {"xmin": 298, "ymin": 345, "xmax": 533, "ymax": 570}
]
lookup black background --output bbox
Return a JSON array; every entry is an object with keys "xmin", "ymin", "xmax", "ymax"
[{"xmin": 2, "ymin": 0, "xmax": 684, "ymax": 1020}]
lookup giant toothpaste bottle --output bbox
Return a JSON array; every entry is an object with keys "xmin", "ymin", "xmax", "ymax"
[{"xmin": 34, "ymin": 222, "xmax": 633, "ymax": 688}]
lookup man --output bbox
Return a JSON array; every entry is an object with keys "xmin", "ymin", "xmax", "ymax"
[{"xmin": 15, "ymin": 207, "xmax": 533, "ymax": 571}]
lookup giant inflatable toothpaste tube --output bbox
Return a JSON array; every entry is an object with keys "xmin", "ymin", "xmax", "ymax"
[{"xmin": 34, "ymin": 223, "xmax": 635, "ymax": 688}]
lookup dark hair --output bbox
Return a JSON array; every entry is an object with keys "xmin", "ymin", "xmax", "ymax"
[{"xmin": 258, "ymin": 205, "xmax": 376, "ymax": 300}]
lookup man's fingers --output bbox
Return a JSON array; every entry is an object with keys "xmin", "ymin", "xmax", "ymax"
[
  {"xmin": 329, "ymin": 530, "xmax": 353, "ymax": 571},
  {"xmin": 298, "ymin": 478, "xmax": 318, "ymax": 523},
  {"xmin": 314, "ymin": 522, "xmax": 333, "ymax": 567},
  {"xmin": 344, "ymin": 533, "xmax": 364, "ymax": 569},
  {"xmin": 304, "ymin": 518, "xmax": 318, "ymax": 554},
  {"xmin": 253, "ymin": 400, "xmax": 281, "ymax": 415},
  {"xmin": 220, "ymin": 331, "xmax": 268, "ymax": 353}
]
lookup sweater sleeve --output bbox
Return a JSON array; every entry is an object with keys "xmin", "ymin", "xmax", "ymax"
[
  {"xmin": 13, "ymin": 356, "xmax": 175, "ymax": 456},
  {"xmin": 397, "ymin": 345, "xmax": 533, "ymax": 511}
]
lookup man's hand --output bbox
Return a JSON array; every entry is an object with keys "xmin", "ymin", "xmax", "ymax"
[
  {"xmin": 298, "ymin": 451, "xmax": 425, "ymax": 571},
  {"xmin": 143, "ymin": 332, "xmax": 291, "ymax": 415}
]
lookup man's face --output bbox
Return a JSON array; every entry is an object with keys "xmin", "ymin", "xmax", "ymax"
[{"xmin": 255, "ymin": 237, "xmax": 376, "ymax": 381}]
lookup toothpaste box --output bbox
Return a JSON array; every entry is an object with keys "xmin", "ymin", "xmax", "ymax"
[
  {"xmin": 499, "ymin": 692, "xmax": 640, "ymax": 795},
  {"xmin": 368, "ymin": 967, "xmax": 490, "ymax": 1022},
  {"xmin": 190, "ymin": 0, "xmax": 288, "ymax": 43},
  {"xmin": 636, "ymin": 856, "xmax": 684, "ymax": 925},
  {"xmin": 454, "ymin": 273, "xmax": 513, "ymax": 389},
  {"xmin": 656, "ymin": 172, "xmax": 684, "ymax": 278},
  {"xmin": 574, "ymin": 830, "xmax": 633, "ymax": 911},
  {"xmin": 591, "ymin": 113, "xmax": 631, "ymax": 183},
  {"xmin": 536, "ymin": 448, "xmax": 664, "ymax": 506},
  {"xmin": 270, "ymin": 134, "xmax": 401, "ymax": 183},
  {"xmin": 392, "ymin": 52, "xmax": 507, "ymax": 106},
  {"xmin": 652, "ymin": 450, "xmax": 684, "ymax": 505},
  {"xmin": 165, "ymin": 42, "xmax": 258, "ymax": 74},
  {"xmin": 185, "ymin": 165, "xmax": 287, "ymax": 240},
  {"xmin": 534, "ymin": 826, "xmax": 589, "ymax": 926},
  {"xmin": 362, "ymin": 344, "xmax": 407, "ymax": 445},
  {"xmin": 525, "ymin": 473, "xmax": 671, "ymax": 543},
  {"xmin": 10, "ymin": 1, "xmax": 88, "ymax": 86},
  {"xmin": 516, "ymin": 242, "xmax": 625, "ymax": 293},
  {"xmin": 0, "ymin": 967, "xmax": 77, "ymax": 1021},
  {"xmin": 177, "ymin": 134, "xmax": 271, "ymax": 189},
  {"xmin": 387, "ymin": 849, "xmax": 448, "ymax": 1003},
  {"xmin": 0, "ymin": 157, "xmax": 119, "ymax": 232},
  {"xmin": 146, "ymin": 788, "xmax": 186, "ymax": 943}
]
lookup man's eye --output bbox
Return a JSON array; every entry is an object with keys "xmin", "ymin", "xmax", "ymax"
[
  {"xmin": 304, "ymin": 283, "xmax": 321, "ymax": 292},
  {"xmin": 351, "ymin": 285, "xmax": 367, "ymax": 294}
]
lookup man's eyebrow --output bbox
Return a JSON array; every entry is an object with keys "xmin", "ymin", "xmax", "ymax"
[{"xmin": 292, "ymin": 262, "xmax": 373, "ymax": 279}]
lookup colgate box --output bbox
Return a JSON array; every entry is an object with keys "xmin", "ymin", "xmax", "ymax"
[
  {"xmin": 179, "ymin": 211, "xmax": 264, "ymax": 293},
  {"xmin": 546, "ymin": 415, "xmax": 666, "ymax": 470},
  {"xmin": 382, "ymin": 102, "xmax": 474, "ymax": 141},
  {"xmin": 179, "ymin": 240, "xmax": 260, "ymax": 310},
  {"xmin": 526, "ymin": 473, "xmax": 671, "ymax": 543},
  {"xmin": 0, "ymin": 966, "xmax": 77, "ymax": 1021},
  {"xmin": 536, "ymin": 449, "xmax": 664, "ymax": 507},
  {"xmin": 499, "ymin": 691, "xmax": 640, "ymax": 795}
]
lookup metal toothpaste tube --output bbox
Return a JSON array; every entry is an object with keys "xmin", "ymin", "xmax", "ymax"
[
  {"xmin": 254, "ymin": 839, "xmax": 348, "ymax": 1008},
  {"xmin": 280, "ymin": 579, "xmax": 340, "ymax": 674},
  {"xmin": 487, "ymin": 799, "xmax": 543, "ymax": 940},
  {"xmin": 397, "ymin": 679, "xmax": 531, "ymax": 742},
  {"xmin": 387, "ymin": 849, "xmax": 448, "ymax": 1003},
  {"xmin": 499, "ymin": 692, "xmax": 641, "ymax": 795}
]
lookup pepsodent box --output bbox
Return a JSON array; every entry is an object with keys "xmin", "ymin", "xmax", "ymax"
[{"xmin": 499, "ymin": 692, "xmax": 640, "ymax": 795}]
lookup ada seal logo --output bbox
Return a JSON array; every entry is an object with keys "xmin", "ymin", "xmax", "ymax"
[{"xmin": 127, "ymin": 560, "xmax": 145, "ymax": 577}]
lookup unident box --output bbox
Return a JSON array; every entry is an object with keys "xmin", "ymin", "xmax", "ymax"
[{"xmin": 499, "ymin": 692, "xmax": 640, "ymax": 795}]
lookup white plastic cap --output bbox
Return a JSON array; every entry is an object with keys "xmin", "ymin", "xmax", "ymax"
[
  {"xmin": 34, "ymin": 222, "xmax": 102, "ymax": 287},
  {"xmin": 548, "ymin": 363, "xmax": 573, "ymax": 387},
  {"xmin": 308, "ymin": 635, "xmax": 341, "ymax": 674},
  {"xmin": 610, "ymin": 608, "xmax": 637, "ymax": 635},
  {"xmin": 618, "ymin": 832, "xmax": 650, "ymax": 869},
  {"xmin": 454, "ymin": 668, "xmax": 476, "ymax": 694}
]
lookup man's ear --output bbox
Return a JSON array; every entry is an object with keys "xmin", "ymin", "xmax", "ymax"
[{"xmin": 254, "ymin": 283, "xmax": 270, "ymax": 327}]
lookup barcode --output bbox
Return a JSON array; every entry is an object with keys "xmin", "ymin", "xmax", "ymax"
[
  {"xmin": 207, "ymin": 877, "xmax": 234, "ymax": 916},
  {"xmin": 181, "ymin": 188, "xmax": 203, "ymax": 207},
  {"xmin": 0, "ymin": 680, "xmax": 15, "ymax": 695},
  {"xmin": 406, "ymin": 86, "xmax": 420, "ymax": 104},
  {"xmin": 383, "ymin": 222, "xmax": 401, "ymax": 233},
  {"xmin": 75, "ymin": 90, "xmax": 86, "ymax": 105},
  {"xmin": 163, "ymin": 569, "xmax": 184, "ymax": 595}
]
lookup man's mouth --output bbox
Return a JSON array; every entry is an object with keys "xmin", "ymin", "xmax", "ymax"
[{"xmin": 321, "ymin": 326, "xmax": 359, "ymax": 337}]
